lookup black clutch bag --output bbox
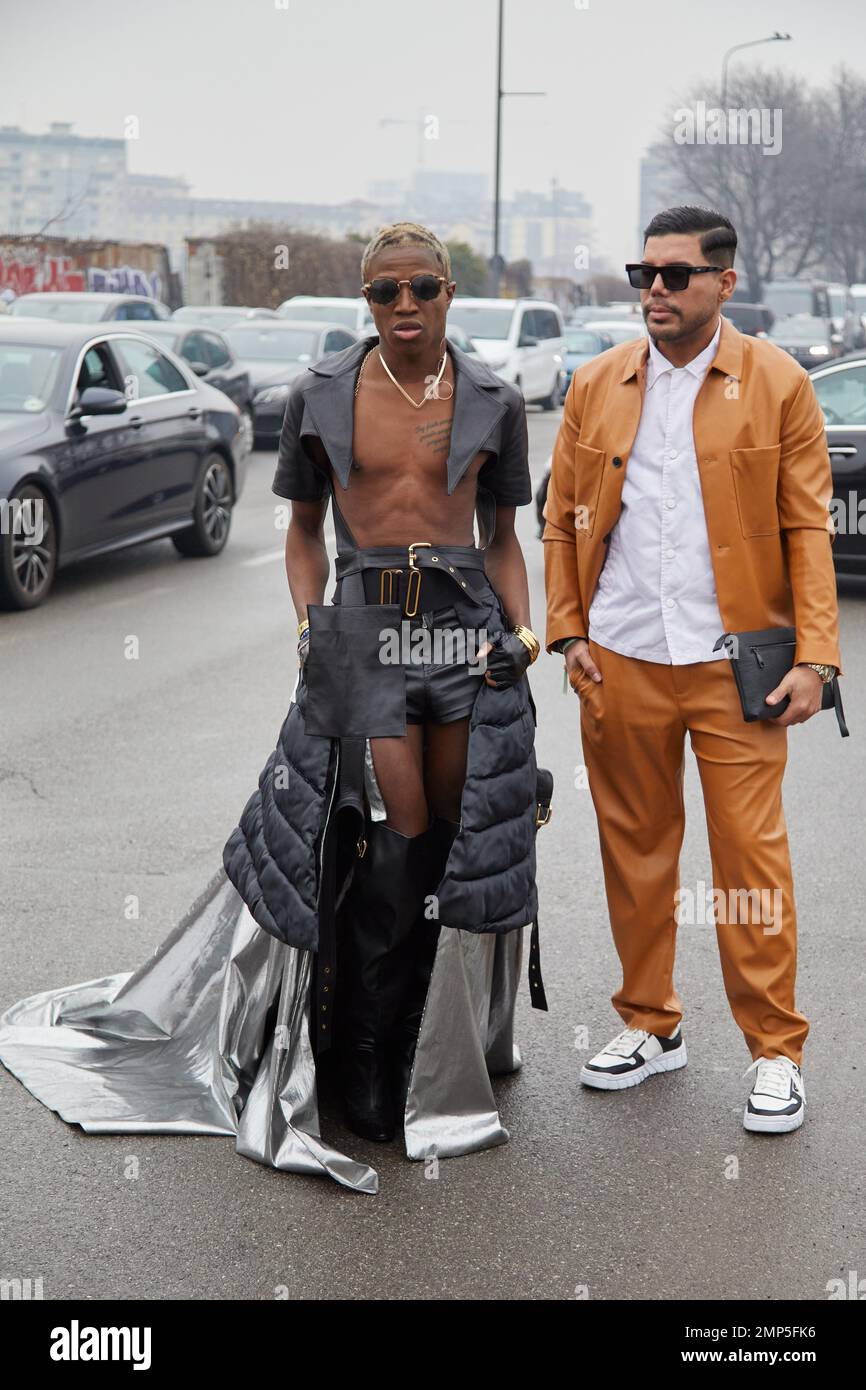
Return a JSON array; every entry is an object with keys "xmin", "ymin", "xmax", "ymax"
[{"xmin": 712, "ymin": 627, "xmax": 848, "ymax": 738}]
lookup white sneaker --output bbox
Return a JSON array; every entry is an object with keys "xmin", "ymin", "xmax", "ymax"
[
  {"xmin": 743, "ymin": 1056, "xmax": 805, "ymax": 1133},
  {"xmin": 580, "ymin": 1024, "xmax": 687, "ymax": 1090}
]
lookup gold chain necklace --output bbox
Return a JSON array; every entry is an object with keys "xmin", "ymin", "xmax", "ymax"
[
  {"xmin": 360, "ymin": 344, "xmax": 451, "ymax": 408},
  {"xmin": 354, "ymin": 346, "xmax": 373, "ymax": 399}
]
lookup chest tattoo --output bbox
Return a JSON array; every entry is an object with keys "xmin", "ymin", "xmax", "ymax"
[{"xmin": 415, "ymin": 417, "xmax": 453, "ymax": 458}]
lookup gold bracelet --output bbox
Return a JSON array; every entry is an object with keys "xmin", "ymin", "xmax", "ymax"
[
  {"xmin": 512, "ymin": 624, "xmax": 540, "ymax": 663},
  {"xmin": 297, "ymin": 618, "xmax": 310, "ymax": 638}
]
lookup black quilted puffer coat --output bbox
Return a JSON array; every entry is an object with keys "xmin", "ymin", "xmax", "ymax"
[
  {"xmin": 222, "ymin": 336, "xmax": 544, "ymax": 954},
  {"xmin": 222, "ymin": 603, "xmax": 539, "ymax": 953}
]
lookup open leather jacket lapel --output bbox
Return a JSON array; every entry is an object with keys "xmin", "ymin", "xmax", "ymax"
[{"xmin": 303, "ymin": 337, "xmax": 508, "ymax": 494}]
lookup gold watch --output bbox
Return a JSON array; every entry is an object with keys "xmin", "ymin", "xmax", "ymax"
[{"xmin": 804, "ymin": 662, "xmax": 835, "ymax": 684}]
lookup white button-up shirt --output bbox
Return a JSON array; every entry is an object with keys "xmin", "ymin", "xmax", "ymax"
[{"xmin": 587, "ymin": 318, "xmax": 727, "ymax": 664}]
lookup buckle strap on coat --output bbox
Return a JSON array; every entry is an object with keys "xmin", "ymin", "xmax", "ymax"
[
  {"xmin": 315, "ymin": 734, "xmax": 367, "ymax": 1054},
  {"xmin": 528, "ymin": 766, "xmax": 554, "ymax": 1011}
]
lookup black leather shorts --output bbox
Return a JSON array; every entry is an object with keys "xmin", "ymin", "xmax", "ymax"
[{"xmin": 402, "ymin": 603, "xmax": 487, "ymax": 725}]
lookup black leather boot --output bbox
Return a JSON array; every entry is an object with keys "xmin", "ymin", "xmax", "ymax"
[
  {"xmin": 340, "ymin": 821, "xmax": 431, "ymax": 1142},
  {"xmin": 388, "ymin": 815, "xmax": 459, "ymax": 1113}
]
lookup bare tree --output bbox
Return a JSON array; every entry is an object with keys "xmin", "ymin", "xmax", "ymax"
[
  {"xmin": 817, "ymin": 68, "xmax": 866, "ymax": 285},
  {"xmin": 26, "ymin": 176, "xmax": 95, "ymax": 241},
  {"xmin": 656, "ymin": 66, "xmax": 836, "ymax": 300}
]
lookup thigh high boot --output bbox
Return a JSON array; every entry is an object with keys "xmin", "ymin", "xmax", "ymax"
[
  {"xmin": 388, "ymin": 815, "xmax": 460, "ymax": 1115},
  {"xmin": 340, "ymin": 820, "xmax": 432, "ymax": 1142}
]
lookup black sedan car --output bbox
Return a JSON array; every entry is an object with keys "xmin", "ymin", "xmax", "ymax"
[
  {"xmin": 0, "ymin": 321, "xmax": 247, "ymax": 610},
  {"xmin": 223, "ymin": 321, "xmax": 358, "ymax": 443},
  {"xmin": 10, "ymin": 292, "xmax": 171, "ymax": 322},
  {"xmin": 768, "ymin": 314, "xmax": 839, "ymax": 367},
  {"xmin": 810, "ymin": 353, "xmax": 866, "ymax": 575},
  {"xmin": 128, "ymin": 322, "xmax": 254, "ymax": 454},
  {"xmin": 721, "ymin": 302, "xmax": 774, "ymax": 337}
]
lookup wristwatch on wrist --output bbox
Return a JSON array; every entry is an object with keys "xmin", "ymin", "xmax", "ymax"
[{"xmin": 804, "ymin": 662, "xmax": 836, "ymax": 684}]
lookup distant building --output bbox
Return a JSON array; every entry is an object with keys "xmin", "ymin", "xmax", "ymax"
[
  {"xmin": 503, "ymin": 184, "xmax": 593, "ymax": 282},
  {"xmin": 0, "ymin": 122, "xmax": 126, "ymax": 240},
  {"xmin": 365, "ymin": 171, "xmax": 595, "ymax": 285},
  {"xmin": 638, "ymin": 144, "xmax": 696, "ymax": 252},
  {"xmin": 0, "ymin": 124, "xmax": 595, "ymax": 298}
]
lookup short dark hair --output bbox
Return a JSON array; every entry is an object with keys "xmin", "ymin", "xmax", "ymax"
[{"xmin": 643, "ymin": 206, "xmax": 737, "ymax": 268}]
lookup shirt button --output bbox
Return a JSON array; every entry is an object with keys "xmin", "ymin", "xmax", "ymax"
[
  {"xmin": 665, "ymin": 498, "xmax": 676, "ymax": 509},
  {"xmin": 665, "ymin": 598, "xmax": 676, "ymax": 608},
  {"xmin": 668, "ymin": 449, "xmax": 679, "ymax": 460},
  {"xmin": 666, "ymin": 547, "xmax": 675, "ymax": 558}
]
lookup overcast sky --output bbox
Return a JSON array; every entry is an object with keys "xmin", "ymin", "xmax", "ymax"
[{"xmin": 4, "ymin": 0, "xmax": 865, "ymax": 271}]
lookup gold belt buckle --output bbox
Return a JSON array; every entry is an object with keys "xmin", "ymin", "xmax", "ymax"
[
  {"xmin": 379, "ymin": 568, "xmax": 402, "ymax": 605},
  {"xmin": 405, "ymin": 542, "xmax": 432, "ymax": 618}
]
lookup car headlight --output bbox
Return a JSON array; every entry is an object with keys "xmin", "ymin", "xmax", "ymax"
[
  {"xmin": 809, "ymin": 345, "xmax": 830, "ymax": 356},
  {"xmin": 254, "ymin": 384, "xmax": 291, "ymax": 404}
]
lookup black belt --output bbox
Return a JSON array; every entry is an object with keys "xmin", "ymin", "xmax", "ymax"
[
  {"xmin": 334, "ymin": 542, "xmax": 492, "ymax": 613},
  {"xmin": 357, "ymin": 565, "xmax": 480, "ymax": 614}
]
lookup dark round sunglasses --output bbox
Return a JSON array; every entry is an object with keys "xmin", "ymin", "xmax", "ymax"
[
  {"xmin": 363, "ymin": 274, "xmax": 446, "ymax": 305},
  {"xmin": 625, "ymin": 263, "xmax": 724, "ymax": 292}
]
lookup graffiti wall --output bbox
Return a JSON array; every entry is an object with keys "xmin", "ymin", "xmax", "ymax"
[{"xmin": 0, "ymin": 236, "xmax": 173, "ymax": 305}]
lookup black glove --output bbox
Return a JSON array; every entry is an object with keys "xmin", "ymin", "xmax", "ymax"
[{"xmin": 481, "ymin": 631, "xmax": 532, "ymax": 688}]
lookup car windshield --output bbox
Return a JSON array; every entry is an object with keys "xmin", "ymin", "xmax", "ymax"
[
  {"xmin": 0, "ymin": 343, "xmax": 63, "ymax": 412},
  {"xmin": 587, "ymin": 323, "xmax": 641, "ymax": 344},
  {"xmin": 828, "ymin": 290, "xmax": 846, "ymax": 316},
  {"xmin": 770, "ymin": 317, "xmax": 827, "ymax": 343},
  {"xmin": 12, "ymin": 297, "xmax": 107, "ymax": 322},
  {"xmin": 173, "ymin": 308, "xmax": 245, "ymax": 328},
  {"xmin": 764, "ymin": 286, "xmax": 814, "ymax": 317},
  {"xmin": 225, "ymin": 327, "xmax": 318, "ymax": 361},
  {"xmin": 566, "ymin": 329, "xmax": 602, "ymax": 352},
  {"xmin": 446, "ymin": 305, "xmax": 514, "ymax": 340},
  {"xmin": 281, "ymin": 303, "xmax": 359, "ymax": 327},
  {"xmin": 724, "ymin": 305, "xmax": 759, "ymax": 324}
]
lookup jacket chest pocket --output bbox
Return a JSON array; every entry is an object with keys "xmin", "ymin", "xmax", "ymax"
[
  {"xmin": 729, "ymin": 444, "xmax": 781, "ymax": 538},
  {"xmin": 573, "ymin": 441, "xmax": 606, "ymax": 537}
]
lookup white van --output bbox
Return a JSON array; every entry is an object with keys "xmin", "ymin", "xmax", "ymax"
[
  {"xmin": 277, "ymin": 296, "xmax": 372, "ymax": 333},
  {"xmin": 446, "ymin": 297, "xmax": 565, "ymax": 408}
]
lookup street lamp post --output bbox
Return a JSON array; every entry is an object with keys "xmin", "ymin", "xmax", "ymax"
[
  {"xmin": 720, "ymin": 32, "xmax": 792, "ymax": 109},
  {"xmin": 491, "ymin": 0, "xmax": 545, "ymax": 296}
]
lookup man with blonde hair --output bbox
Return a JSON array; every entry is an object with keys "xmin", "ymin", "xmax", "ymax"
[{"xmin": 272, "ymin": 218, "xmax": 545, "ymax": 1143}]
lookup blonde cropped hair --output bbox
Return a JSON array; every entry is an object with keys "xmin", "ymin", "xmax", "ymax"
[{"xmin": 361, "ymin": 221, "xmax": 452, "ymax": 283}]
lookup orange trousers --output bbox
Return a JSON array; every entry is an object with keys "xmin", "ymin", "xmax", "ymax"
[{"xmin": 573, "ymin": 638, "xmax": 808, "ymax": 1064}]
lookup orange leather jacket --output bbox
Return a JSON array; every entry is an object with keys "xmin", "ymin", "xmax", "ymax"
[{"xmin": 543, "ymin": 315, "xmax": 842, "ymax": 673}]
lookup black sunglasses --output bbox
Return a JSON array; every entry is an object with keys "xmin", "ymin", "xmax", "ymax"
[
  {"xmin": 362, "ymin": 274, "xmax": 446, "ymax": 305},
  {"xmin": 625, "ymin": 263, "xmax": 724, "ymax": 292}
]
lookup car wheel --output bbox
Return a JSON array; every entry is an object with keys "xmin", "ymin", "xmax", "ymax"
[
  {"xmin": 0, "ymin": 483, "xmax": 57, "ymax": 610},
  {"xmin": 538, "ymin": 375, "xmax": 561, "ymax": 411},
  {"xmin": 172, "ymin": 453, "xmax": 234, "ymax": 558}
]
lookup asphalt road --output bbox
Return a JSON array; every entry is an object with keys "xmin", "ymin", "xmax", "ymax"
[{"xmin": 1, "ymin": 410, "xmax": 863, "ymax": 1302}]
